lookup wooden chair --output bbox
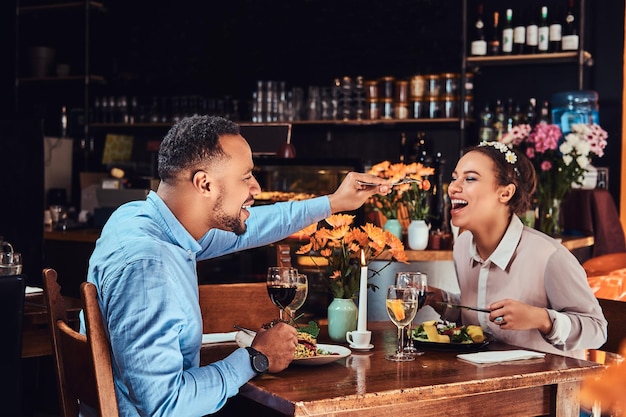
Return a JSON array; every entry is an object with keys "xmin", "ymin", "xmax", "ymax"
[
  {"xmin": 199, "ymin": 283, "xmax": 280, "ymax": 333},
  {"xmin": 597, "ymin": 297, "xmax": 626, "ymax": 354},
  {"xmin": 582, "ymin": 252, "xmax": 626, "ymax": 276},
  {"xmin": 42, "ymin": 268, "xmax": 119, "ymax": 417}
]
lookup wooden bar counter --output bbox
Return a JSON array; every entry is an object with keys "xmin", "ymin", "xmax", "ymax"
[{"xmin": 201, "ymin": 322, "xmax": 602, "ymax": 417}]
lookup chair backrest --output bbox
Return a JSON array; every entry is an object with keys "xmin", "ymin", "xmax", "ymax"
[
  {"xmin": 42, "ymin": 268, "xmax": 118, "ymax": 417},
  {"xmin": 597, "ymin": 297, "xmax": 626, "ymax": 354},
  {"xmin": 0, "ymin": 275, "xmax": 25, "ymax": 416},
  {"xmin": 582, "ymin": 252, "xmax": 626, "ymax": 276},
  {"xmin": 199, "ymin": 283, "xmax": 280, "ymax": 333}
]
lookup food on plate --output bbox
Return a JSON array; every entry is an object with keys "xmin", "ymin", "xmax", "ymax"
[
  {"xmin": 413, "ymin": 320, "xmax": 485, "ymax": 344},
  {"xmin": 262, "ymin": 319, "xmax": 336, "ymax": 358},
  {"xmin": 295, "ymin": 331, "xmax": 318, "ymax": 358}
]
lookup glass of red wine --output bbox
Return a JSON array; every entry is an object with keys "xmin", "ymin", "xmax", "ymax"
[{"xmin": 266, "ymin": 266, "xmax": 298, "ymax": 320}]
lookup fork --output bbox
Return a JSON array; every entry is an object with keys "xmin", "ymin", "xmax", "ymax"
[
  {"xmin": 357, "ymin": 178, "xmax": 422, "ymax": 187},
  {"xmin": 233, "ymin": 325, "xmax": 256, "ymax": 336}
]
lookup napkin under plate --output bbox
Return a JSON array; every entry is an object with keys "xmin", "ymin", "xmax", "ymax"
[
  {"xmin": 457, "ymin": 349, "xmax": 546, "ymax": 364},
  {"xmin": 202, "ymin": 331, "xmax": 238, "ymax": 344}
]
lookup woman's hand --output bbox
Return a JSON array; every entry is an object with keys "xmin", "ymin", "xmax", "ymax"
[{"xmin": 489, "ymin": 299, "xmax": 553, "ymax": 334}]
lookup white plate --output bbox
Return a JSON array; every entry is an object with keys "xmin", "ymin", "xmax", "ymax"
[{"xmin": 292, "ymin": 344, "xmax": 351, "ymax": 366}]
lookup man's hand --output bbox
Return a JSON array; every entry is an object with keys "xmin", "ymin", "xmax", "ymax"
[
  {"xmin": 328, "ymin": 172, "xmax": 392, "ymax": 214},
  {"xmin": 251, "ymin": 322, "xmax": 298, "ymax": 373}
]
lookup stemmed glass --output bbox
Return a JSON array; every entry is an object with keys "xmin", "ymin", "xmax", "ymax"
[
  {"xmin": 395, "ymin": 272, "xmax": 428, "ymax": 355},
  {"xmin": 286, "ymin": 273, "xmax": 308, "ymax": 318},
  {"xmin": 385, "ymin": 285, "xmax": 419, "ymax": 362},
  {"xmin": 266, "ymin": 266, "xmax": 298, "ymax": 320}
]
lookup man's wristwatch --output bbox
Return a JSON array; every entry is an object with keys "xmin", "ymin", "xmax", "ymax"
[{"xmin": 245, "ymin": 347, "xmax": 269, "ymax": 374}]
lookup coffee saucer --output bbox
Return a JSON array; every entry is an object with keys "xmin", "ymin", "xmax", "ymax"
[{"xmin": 349, "ymin": 343, "xmax": 374, "ymax": 351}]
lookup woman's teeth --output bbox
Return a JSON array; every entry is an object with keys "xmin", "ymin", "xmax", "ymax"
[{"xmin": 451, "ymin": 199, "xmax": 468, "ymax": 210}]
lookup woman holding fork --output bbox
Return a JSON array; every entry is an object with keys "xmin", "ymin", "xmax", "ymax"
[{"xmin": 426, "ymin": 142, "xmax": 606, "ymax": 359}]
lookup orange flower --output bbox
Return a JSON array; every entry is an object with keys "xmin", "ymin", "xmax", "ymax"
[
  {"xmin": 365, "ymin": 160, "xmax": 434, "ymax": 221},
  {"xmin": 296, "ymin": 215, "xmax": 408, "ymax": 299}
]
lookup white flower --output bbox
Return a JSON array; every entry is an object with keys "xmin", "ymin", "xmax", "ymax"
[
  {"xmin": 575, "ymin": 140, "xmax": 591, "ymax": 156},
  {"xmin": 559, "ymin": 141, "xmax": 573, "ymax": 155},
  {"xmin": 504, "ymin": 151, "xmax": 518, "ymax": 164},
  {"xmin": 576, "ymin": 155, "xmax": 590, "ymax": 169},
  {"xmin": 562, "ymin": 154, "xmax": 574, "ymax": 166}
]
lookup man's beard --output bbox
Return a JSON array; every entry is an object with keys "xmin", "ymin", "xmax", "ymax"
[{"xmin": 214, "ymin": 193, "xmax": 247, "ymax": 235}]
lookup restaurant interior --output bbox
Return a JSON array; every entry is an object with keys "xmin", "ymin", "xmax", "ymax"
[{"xmin": 1, "ymin": 0, "xmax": 626, "ymax": 416}]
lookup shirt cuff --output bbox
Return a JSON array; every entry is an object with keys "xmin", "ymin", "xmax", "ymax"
[{"xmin": 543, "ymin": 310, "xmax": 572, "ymax": 346}]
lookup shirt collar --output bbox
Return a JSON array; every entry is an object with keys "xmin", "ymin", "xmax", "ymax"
[
  {"xmin": 146, "ymin": 191, "xmax": 202, "ymax": 253},
  {"xmin": 468, "ymin": 215, "xmax": 524, "ymax": 271}
]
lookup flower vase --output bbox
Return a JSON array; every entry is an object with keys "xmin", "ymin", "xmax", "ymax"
[
  {"xmin": 538, "ymin": 198, "xmax": 563, "ymax": 237},
  {"xmin": 327, "ymin": 298, "xmax": 358, "ymax": 343},
  {"xmin": 407, "ymin": 220, "xmax": 429, "ymax": 250},
  {"xmin": 383, "ymin": 219, "xmax": 403, "ymax": 240}
]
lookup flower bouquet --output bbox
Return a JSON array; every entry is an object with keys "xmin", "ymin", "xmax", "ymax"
[
  {"xmin": 500, "ymin": 122, "xmax": 608, "ymax": 235},
  {"xmin": 365, "ymin": 161, "xmax": 435, "ymax": 226},
  {"xmin": 295, "ymin": 214, "xmax": 408, "ymax": 299}
]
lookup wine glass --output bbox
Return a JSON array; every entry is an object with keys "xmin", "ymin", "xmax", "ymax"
[
  {"xmin": 395, "ymin": 272, "xmax": 428, "ymax": 355},
  {"xmin": 266, "ymin": 266, "xmax": 298, "ymax": 320},
  {"xmin": 286, "ymin": 273, "xmax": 308, "ymax": 317},
  {"xmin": 385, "ymin": 285, "xmax": 419, "ymax": 362}
]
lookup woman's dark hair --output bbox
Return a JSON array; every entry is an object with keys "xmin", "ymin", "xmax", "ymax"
[
  {"xmin": 466, "ymin": 143, "xmax": 537, "ymax": 215},
  {"xmin": 157, "ymin": 115, "xmax": 240, "ymax": 182}
]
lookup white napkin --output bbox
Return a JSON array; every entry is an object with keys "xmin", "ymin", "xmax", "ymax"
[
  {"xmin": 25, "ymin": 286, "xmax": 44, "ymax": 295},
  {"xmin": 201, "ymin": 331, "xmax": 238, "ymax": 344},
  {"xmin": 457, "ymin": 349, "xmax": 546, "ymax": 364}
]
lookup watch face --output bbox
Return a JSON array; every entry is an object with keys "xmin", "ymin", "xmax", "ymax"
[
  {"xmin": 247, "ymin": 347, "xmax": 269, "ymax": 373},
  {"xmin": 253, "ymin": 353, "xmax": 269, "ymax": 373}
]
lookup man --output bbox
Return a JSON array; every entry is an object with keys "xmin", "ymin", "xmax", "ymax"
[{"xmin": 82, "ymin": 115, "xmax": 391, "ymax": 416}]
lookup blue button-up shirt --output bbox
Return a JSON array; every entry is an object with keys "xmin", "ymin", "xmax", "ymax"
[{"xmin": 81, "ymin": 191, "xmax": 330, "ymax": 416}]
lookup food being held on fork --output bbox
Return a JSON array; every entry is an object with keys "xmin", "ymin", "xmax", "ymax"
[{"xmin": 413, "ymin": 320, "xmax": 486, "ymax": 344}]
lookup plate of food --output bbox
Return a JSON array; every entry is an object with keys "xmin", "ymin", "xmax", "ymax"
[
  {"xmin": 237, "ymin": 320, "xmax": 351, "ymax": 366},
  {"xmin": 292, "ymin": 343, "xmax": 351, "ymax": 366},
  {"xmin": 411, "ymin": 320, "xmax": 491, "ymax": 352},
  {"xmin": 292, "ymin": 324, "xmax": 351, "ymax": 366}
]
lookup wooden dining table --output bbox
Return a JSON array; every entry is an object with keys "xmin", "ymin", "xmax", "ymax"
[{"xmin": 201, "ymin": 321, "xmax": 604, "ymax": 417}]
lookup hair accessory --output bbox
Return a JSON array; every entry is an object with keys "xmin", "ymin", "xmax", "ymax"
[{"xmin": 478, "ymin": 141, "xmax": 517, "ymax": 165}]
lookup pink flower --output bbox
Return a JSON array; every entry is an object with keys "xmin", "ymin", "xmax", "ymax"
[
  {"xmin": 528, "ymin": 124, "xmax": 561, "ymax": 153},
  {"xmin": 540, "ymin": 160, "xmax": 552, "ymax": 171}
]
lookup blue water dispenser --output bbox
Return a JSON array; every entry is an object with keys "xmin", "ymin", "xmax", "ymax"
[{"xmin": 551, "ymin": 90, "xmax": 599, "ymax": 134}]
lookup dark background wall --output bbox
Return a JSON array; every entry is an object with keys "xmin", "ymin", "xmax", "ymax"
[{"xmin": 0, "ymin": 0, "xmax": 624, "ymax": 251}]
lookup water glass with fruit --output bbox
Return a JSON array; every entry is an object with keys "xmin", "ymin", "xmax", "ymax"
[{"xmin": 385, "ymin": 285, "xmax": 419, "ymax": 362}]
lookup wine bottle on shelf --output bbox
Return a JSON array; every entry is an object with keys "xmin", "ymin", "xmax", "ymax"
[
  {"xmin": 478, "ymin": 102, "xmax": 494, "ymax": 142},
  {"xmin": 537, "ymin": 99, "xmax": 551, "ymax": 124},
  {"xmin": 526, "ymin": 7, "xmax": 539, "ymax": 54},
  {"xmin": 538, "ymin": 6, "xmax": 549, "ymax": 53},
  {"xmin": 488, "ymin": 11, "xmax": 501, "ymax": 55},
  {"xmin": 549, "ymin": 6, "xmax": 563, "ymax": 52},
  {"xmin": 561, "ymin": 0, "xmax": 579, "ymax": 51},
  {"xmin": 470, "ymin": 3, "xmax": 487, "ymax": 56},
  {"xmin": 513, "ymin": 9, "xmax": 526, "ymax": 54},
  {"xmin": 501, "ymin": 9, "xmax": 514, "ymax": 55},
  {"xmin": 525, "ymin": 98, "xmax": 537, "ymax": 126},
  {"xmin": 493, "ymin": 99, "xmax": 506, "ymax": 141}
]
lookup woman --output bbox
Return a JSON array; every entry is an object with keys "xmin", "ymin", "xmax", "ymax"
[{"xmin": 427, "ymin": 141, "xmax": 607, "ymax": 358}]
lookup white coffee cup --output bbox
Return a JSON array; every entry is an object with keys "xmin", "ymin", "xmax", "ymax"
[{"xmin": 346, "ymin": 330, "xmax": 371, "ymax": 348}]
